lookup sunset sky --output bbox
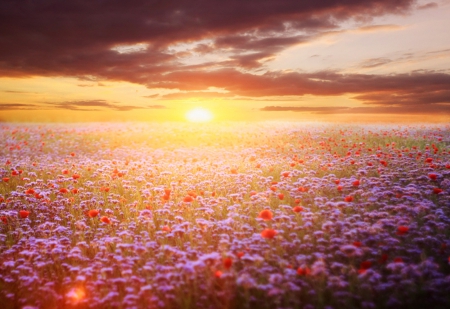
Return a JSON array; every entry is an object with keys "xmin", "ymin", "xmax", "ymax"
[{"xmin": 1, "ymin": 0, "xmax": 449, "ymax": 122}]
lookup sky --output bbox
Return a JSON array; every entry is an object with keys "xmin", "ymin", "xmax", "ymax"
[{"xmin": 1, "ymin": 0, "xmax": 450, "ymax": 122}]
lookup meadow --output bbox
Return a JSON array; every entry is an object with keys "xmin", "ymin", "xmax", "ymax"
[{"xmin": 0, "ymin": 122, "xmax": 449, "ymax": 309}]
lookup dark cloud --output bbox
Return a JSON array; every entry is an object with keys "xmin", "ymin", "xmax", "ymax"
[
  {"xmin": 261, "ymin": 104, "xmax": 450, "ymax": 114},
  {"xmin": 0, "ymin": 0, "xmax": 415, "ymax": 79},
  {"xmin": 0, "ymin": 103, "xmax": 40, "ymax": 110},
  {"xmin": 46, "ymin": 100, "xmax": 144, "ymax": 111},
  {"xmin": 2, "ymin": 0, "xmax": 447, "ymax": 115},
  {"xmin": 147, "ymin": 105, "xmax": 168, "ymax": 109},
  {"xmin": 417, "ymin": 2, "xmax": 438, "ymax": 10}
]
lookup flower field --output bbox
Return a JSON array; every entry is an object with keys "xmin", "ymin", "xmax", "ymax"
[{"xmin": 1, "ymin": 122, "xmax": 450, "ymax": 309}]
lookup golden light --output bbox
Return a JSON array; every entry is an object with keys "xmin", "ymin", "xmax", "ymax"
[
  {"xmin": 185, "ymin": 107, "xmax": 213, "ymax": 122},
  {"xmin": 67, "ymin": 287, "xmax": 86, "ymax": 303}
]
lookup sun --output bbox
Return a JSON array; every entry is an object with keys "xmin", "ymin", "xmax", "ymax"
[{"xmin": 185, "ymin": 107, "xmax": 214, "ymax": 122}]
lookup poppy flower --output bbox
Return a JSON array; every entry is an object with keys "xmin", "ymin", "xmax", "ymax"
[
  {"xmin": 352, "ymin": 180, "xmax": 360, "ymax": 187},
  {"xmin": 59, "ymin": 188, "xmax": 68, "ymax": 194},
  {"xmin": 297, "ymin": 267, "xmax": 311, "ymax": 276},
  {"xmin": 277, "ymin": 193, "xmax": 284, "ymax": 200},
  {"xmin": 258, "ymin": 209, "xmax": 273, "ymax": 221},
  {"xmin": 100, "ymin": 216, "xmax": 111, "ymax": 224},
  {"xmin": 337, "ymin": 185, "xmax": 343, "ymax": 192},
  {"xmin": 293, "ymin": 206, "xmax": 303, "ymax": 213},
  {"xmin": 214, "ymin": 270, "xmax": 223, "ymax": 278},
  {"xmin": 62, "ymin": 169, "xmax": 69, "ymax": 175},
  {"xmin": 428, "ymin": 173, "xmax": 437, "ymax": 180},
  {"xmin": 261, "ymin": 229, "xmax": 277, "ymax": 239},
  {"xmin": 358, "ymin": 260, "xmax": 372, "ymax": 274},
  {"xmin": 223, "ymin": 257, "xmax": 233, "ymax": 270},
  {"xmin": 1, "ymin": 216, "xmax": 7, "ymax": 224},
  {"xmin": 162, "ymin": 226, "xmax": 171, "ymax": 232},
  {"xmin": 25, "ymin": 188, "xmax": 35, "ymax": 195},
  {"xmin": 379, "ymin": 253, "xmax": 388, "ymax": 264},
  {"xmin": 72, "ymin": 174, "xmax": 81, "ymax": 180},
  {"xmin": 425, "ymin": 158, "xmax": 433, "ymax": 163},
  {"xmin": 433, "ymin": 188, "xmax": 443, "ymax": 194},
  {"xmin": 294, "ymin": 198, "xmax": 301, "ymax": 204},
  {"xmin": 2, "ymin": 177, "xmax": 9, "ymax": 182},
  {"xmin": 397, "ymin": 226, "xmax": 409, "ymax": 235},
  {"xmin": 353, "ymin": 241, "xmax": 362, "ymax": 247},
  {"xmin": 71, "ymin": 188, "xmax": 78, "ymax": 194},
  {"xmin": 393, "ymin": 257, "xmax": 404, "ymax": 263},
  {"xmin": 236, "ymin": 252, "xmax": 245, "ymax": 259},
  {"xmin": 282, "ymin": 172, "xmax": 290, "ymax": 178},
  {"xmin": 19, "ymin": 210, "xmax": 30, "ymax": 218},
  {"xmin": 183, "ymin": 195, "xmax": 194, "ymax": 203},
  {"xmin": 344, "ymin": 196, "xmax": 353, "ymax": 202},
  {"xmin": 88, "ymin": 209, "xmax": 99, "ymax": 218}
]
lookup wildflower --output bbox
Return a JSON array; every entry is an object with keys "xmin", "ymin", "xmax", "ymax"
[
  {"xmin": 277, "ymin": 193, "xmax": 284, "ymax": 200},
  {"xmin": 344, "ymin": 195, "xmax": 353, "ymax": 202},
  {"xmin": 293, "ymin": 206, "xmax": 303, "ymax": 213},
  {"xmin": 258, "ymin": 209, "xmax": 273, "ymax": 221},
  {"xmin": 19, "ymin": 210, "xmax": 30, "ymax": 218},
  {"xmin": 162, "ymin": 226, "xmax": 171, "ymax": 232},
  {"xmin": 352, "ymin": 180, "xmax": 360, "ymax": 187},
  {"xmin": 358, "ymin": 261, "xmax": 372, "ymax": 274},
  {"xmin": 223, "ymin": 257, "xmax": 233, "ymax": 269},
  {"xmin": 433, "ymin": 188, "xmax": 443, "ymax": 194},
  {"xmin": 183, "ymin": 195, "xmax": 194, "ymax": 203},
  {"xmin": 100, "ymin": 216, "xmax": 111, "ymax": 224},
  {"xmin": 1, "ymin": 216, "xmax": 7, "ymax": 224},
  {"xmin": 2, "ymin": 177, "xmax": 9, "ymax": 182},
  {"xmin": 261, "ymin": 229, "xmax": 277, "ymax": 239},
  {"xmin": 59, "ymin": 188, "xmax": 69, "ymax": 194},
  {"xmin": 297, "ymin": 267, "xmax": 311, "ymax": 276},
  {"xmin": 88, "ymin": 209, "xmax": 99, "ymax": 218},
  {"xmin": 397, "ymin": 226, "xmax": 409, "ymax": 235},
  {"xmin": 72, "ymin": 174, "xmax": 81, "ymax": 180},
  {"xmin": 214, "ymin": 270, "xmax": 223, "ymax": 278}
]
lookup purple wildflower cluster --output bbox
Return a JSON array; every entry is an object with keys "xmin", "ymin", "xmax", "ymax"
[{"xmin": 0, "ymin": 122, "xmax": 449, "ymax": 309}]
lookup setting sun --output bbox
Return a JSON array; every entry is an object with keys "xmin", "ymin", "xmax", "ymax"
[{"xmin": 185, "ymin": 107, "xmax": 214, "ymax": 122}]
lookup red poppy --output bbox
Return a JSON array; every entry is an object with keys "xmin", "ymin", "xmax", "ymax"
[
  {"xmin": 337, "ymin": 185, "xmax": 343, "ymax": 192},
  {"xmin": 72, "ymin": 174, "xmax": 81, "ymax": 180},
  {"xmin": 294, "ymin": 198, "xmax": 301, "ymax": 204},
  {"xmin": 59, "ymin": 188, "xmax": 68, "ymax": 194},
  {"xmin": 393, "ymin": 257, "xmax": 403, "ymax": 263},
  {"xmin": 358, "ymin": 260, "xmax": 372, "ymax": 274},
  {"xmin": 183, "ymin": 195, "xmax": 194, "ymax": 203},
  {"xmin": 433, "ymin": 188, "xmax": 443, "ymax": 194},
  {"xmin": 428, "ymin": 173, "xmax": 437, "ymax": 180},
  {"xmin": 344, "ymin": 196, "xmax": 353, "ymax": 202},
  {"xmin": 425, "ymin": 158, "xmax": 433, "ymax": 163},
  {"xmin": 2, "ymin": 177, "xmax": 9, "ymax": 182},
  {"xmin": 334, "ymin": 179, "xmax": 340, "ymax": 185},
  {"xmin": 214, "ymin": 270, "xmax": 223, "ymax": 278},
  {"xmin": 88, "ymin": 209, "xmax": 99, "ymax": 218},
  {"xmin": 297, "ymin": 267, "xmax": 311, "ymax": 276},
  {"xmin": 25, "ymin": 188, "xmax": 35, "ymax": 195},
  {"xmin": 223, "ymin": 257, "xmax": 233, "ymax": 270},
  {"xmin": 230, "ymin": 168, "xmax": 237, "ymax": 174},
  {"xmin": 100, "ymin": 216, "xmax": 111, "ymax": 224},
  {"xmin": 397, "ymin": 226, "xmax": 409, "ymax": 235},
  {"xmin": 277, "ymin": 193, "xmax": 284, "ymax": 200},
  {"xmin": 162, "ymin": 225, "xmax": 171, "ymax": 232},
  {"xmin": 19, "ymin": 210, "xmax": 30, "ymax": 218},
  {"xmin": 261, "ymin": 229, "xmax": 277, "ymax": 239},
  {"xmin": 379, "ymin": 253, "xmax": 388, "ymax": 264},
  {"xmin": 236, "ymin": 252, "xmax": 245, "ymax": 259},
  {"xmin": 293, "ymin": 206, "xmax": 303, "ymax": 213},
  {"xmin": 352, "ymin": 180, "xmax": 360, "ymax": 187},
  {"xmin": 258, "ymin": 209, "xmax": 273, "ymax": 221},
  {"xmin": 71, "ymin": 188, "xmax": 78, "ymax": 194},
  {"xmin": 1, "ymin": 216, "xmax": 7, "ymax": 224},
  {"xmin": 282, "ymin": 172, "xmax": 290, "ymax": 178},
  {"xmin": 353, "ymin": 241, "xmax": 362, "ymax": 247}
]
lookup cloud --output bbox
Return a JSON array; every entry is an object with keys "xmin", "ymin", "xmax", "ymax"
[
  {"xmin": 0, "ymin": 0, "xmax": 416, "ymax": 80},
  {"xmin": 3, "ymin": 0, "xmax": 446, "ymax": 115},
  {"xmin": 260, "ymin": 104, "xmax": 450, "ymax": 114},
  {"xmin": 417, "ymin": 2, "xmax": 438, "ymax": 10},
  {"xmin": 46, "ymin": 100, "xmax": 144, "ymax": 111},
  {"xmin": 147, "ymin": 105, "xmax": 168, "ymax": 109},
  {"xmin": 0, "ymin": 103, "xmax": 41, "ymax": 110}
]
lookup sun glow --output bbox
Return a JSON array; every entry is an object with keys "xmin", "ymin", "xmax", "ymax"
[{"xmin": 185, "ymin": 107, "xmax": 214, "ymax": 122}]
